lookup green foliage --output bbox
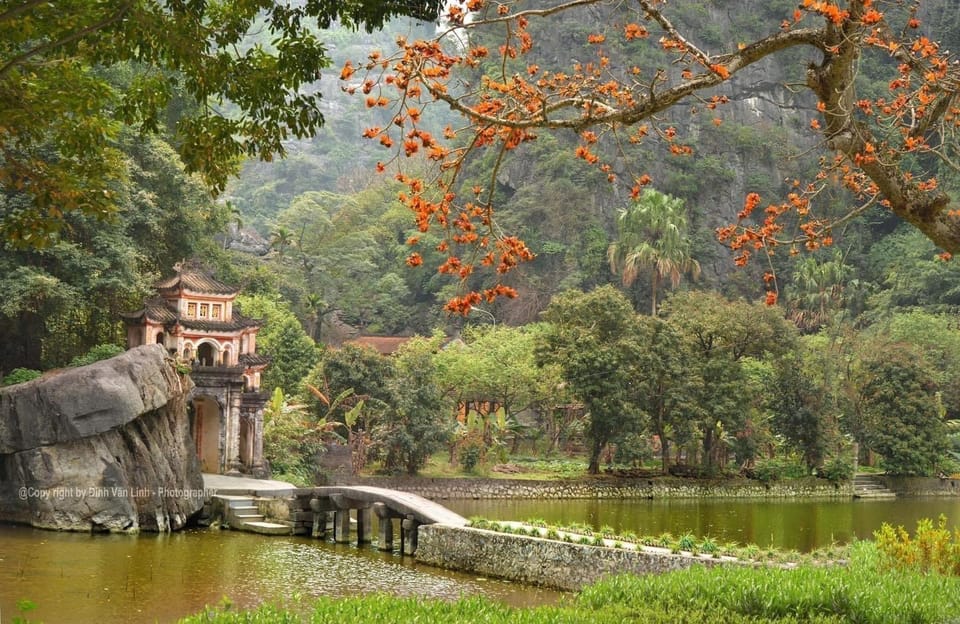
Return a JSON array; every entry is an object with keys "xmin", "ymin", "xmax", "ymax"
[
  {"xmin": 375, "ymin": 334, "xmax": 452, "ymax": 475},
  {"xmin": 262, "ymin": 388, "xmax": 333, "ymax": 487},
  {"xmin": 607, "ymin": 188, "xmax": 700, "ymax": 315},
  {"xmin": 11, "ymin": 599, "xmax": 38, "ymax": 624},
  {"xmin": 626, "ymin": 315, "xmax": 702, "ymax": 472},
  {"xmin": 851, "ymin": 344, "xmax": 948, "ymax": 476},
  {"xmin": 537, "ymin": 286, "xmax": 645, "ymax": 474},
  {"xmin": 863, "ymin": 226, "xmax": 960, "ymax": 316},
  {"xmin": 880, "ymin": 311, "xmax": 960, "ymax": 419},
  {"xmin": 458, "ymin": 438, "xmax": 484, "ymax": 472},
  {"xmin": 578, "ymin": 542, "xmax": 960, "ymax": 623},
  {"xmin": 752, "ymin": 458, "xmax": 810, "ymax": 484},
  {"xmin": 68, "ymin": 343, "xmax": 124, "ymax": 368},
  {"xmin": 236, "ymin": 294, "xmax": 320, "ymax": 396},
  {"xmin": 819, "ymin": 456, "xmax": 854, "ymax": 484},
  {"xmin": 436, "ymin": 324, "xmax": 559, "ymax": 424},
  {"xmin": 661, "ymin": 291, "xmax": 798, "ymax": 471},
  {"xmin": 0, "ymin": 0, "xmax": 444, "ymax": 243},
  {"xmin": 772, "ymin": 353, "xmax": 835, "ymax": 471},
  {"xmin": 783, "ymin": 251, "xmax": 861, "ymax": 333},
  {"xmin": 874, "ymin": 516, "xmax": 960, "ymax": 576},
  {"xmin": 507, "ymin": 458, "xmax": 588, "ymax": 478},
  {"xmin": 303, "ymin": 343, "xmax": 393, "ymax": 423},
  {"xmin": 1, "ymin": 368, "xmax": 41, "ymax": 386},
  {"xmin": 0, "ymin": 132, "xmax": 226, "ymax": 373}
]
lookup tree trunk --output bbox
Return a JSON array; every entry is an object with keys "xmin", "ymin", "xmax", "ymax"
[
  {"xmin": 661, "ymin": 436, "xmax": 671, "ymax": 474},
  {"xmin": 588, "ymin": 437, "xmax": 602, "ymax": 474},
  {"xmin": 702, "ymin": 427, "xmax": 714, "ymax": 469},
  {"xmin": 651, "ymin": 272, "xmax": 660, "ymax": 315}
]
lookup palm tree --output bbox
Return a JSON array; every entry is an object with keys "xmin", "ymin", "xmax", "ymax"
[
  {"xmin": 785, "ymin": 250, "xmax": 859, "ymax": 332},
  {"xmin": 222, "ymin": 202, "xmax": 243, "ymax": 250},
  {"xmin": 607, "ymin": 189, "xmax": 701, "ymax": 314},
  {"xmin": 304, "ymin": 292, "xmax": 326, "ymax": 341},
  {"xmin": 270, "ymin": 226, "xmax": 294, "ymax": 259}
]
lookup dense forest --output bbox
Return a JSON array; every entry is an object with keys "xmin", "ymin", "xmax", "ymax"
[{"xmin": 3, "ymin": 1, "xmax": 960, "ymax": 480}]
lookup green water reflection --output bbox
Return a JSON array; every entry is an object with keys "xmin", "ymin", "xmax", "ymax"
[
  {"xmin": 0, "ymin": 525, "xmax": 562, "ymax": 624},
  {"xmin": 445, "ymin": 497, "xmax": 960, "ymax": 551}
]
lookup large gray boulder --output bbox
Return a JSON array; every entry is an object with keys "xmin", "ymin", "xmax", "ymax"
[{"xmin": 0, "ymin": 344, "xmax": 203, "ymax": 532}]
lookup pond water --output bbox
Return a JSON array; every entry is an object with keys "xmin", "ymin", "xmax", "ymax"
[
  {"xmin": 446, "ymin": 497, "xmax": 960, "ymax": 551},
  {"xmin": 0, "ymin": 524, "xmax": 563, "ymax": 624},
  {"xmin": 4, "ymin": 496, "xmax": 960, "ymax": 622}
]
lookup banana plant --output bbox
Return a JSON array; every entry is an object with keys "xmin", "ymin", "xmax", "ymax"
[{"xmin": 306, "ymin": 383, "xmax": 368, "ymax": 473}]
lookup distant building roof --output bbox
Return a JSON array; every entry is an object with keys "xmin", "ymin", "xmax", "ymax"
[{"xmin": 155, "ymin": 269, "xmax": 238, "ymax": 296}]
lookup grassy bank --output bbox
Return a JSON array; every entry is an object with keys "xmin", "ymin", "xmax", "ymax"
[{"xmin": 181, "ymin": 542, "xmax": 960, "ymax": 624}]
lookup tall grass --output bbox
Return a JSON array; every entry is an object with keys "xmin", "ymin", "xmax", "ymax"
[{"xmin": 578, "ymin": 542, "xmax": 960, "ymax": 624}]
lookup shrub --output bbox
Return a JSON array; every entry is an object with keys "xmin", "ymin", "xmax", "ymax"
[
  {"xmin": 677, "ymin": 532, "xmax": 697, "ymax": 552},
  {"xmin": 68, "ymin": 343, "xmax": 124, "ymax": 367},
  {"xmin": 819, "ymin": 456, "xmax": 854, "ymax": 484},
  {"xmin": 874, "ymin": 515, "xmax": 960, "ymax": 576},
  {"xmin": 752, "ymin": 457, "xmax": 808, "ymax": 484},
  {"xmin": 1, "ymin": 368, "xmax": 41, "ymax": 386},
  {"xmin": 458, "ymin": 438, "xmax": 484, "ymax": 473}
]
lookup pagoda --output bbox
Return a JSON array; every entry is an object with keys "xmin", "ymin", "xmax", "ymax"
[{"xmin": 122, "ymin": 264, "xmax": 270, "ymax": 476}]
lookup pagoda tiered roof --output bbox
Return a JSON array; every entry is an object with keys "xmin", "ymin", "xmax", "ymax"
[
  {"xmin": 120, "ymin": 297, "xmax": 260, "ymax": 332},
  {"xmin": 155, "ymin": 270, "xmax": 238, "ymax": 296}
]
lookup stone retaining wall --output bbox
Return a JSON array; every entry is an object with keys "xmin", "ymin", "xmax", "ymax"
[
  {"xmin": 879, "ymin": 476, "xmax": 960, "ymax": 497},
  {"xmin": 339, "ymin": 476, "xmax": 851, "ymax": 500},
  {"xmin": 416, "ymin": 524, "xmax": 727, "ymax": 591}
]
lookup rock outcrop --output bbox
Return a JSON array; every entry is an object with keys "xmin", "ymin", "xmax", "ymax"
[{"xmin": 0, "ymin": 344, "xmax": 203, "ymax": 532}]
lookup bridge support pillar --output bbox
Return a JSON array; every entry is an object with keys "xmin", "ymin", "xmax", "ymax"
[
  {"xmin": 373, "ymin": 502, "xmax": 393, "ymax": 551},
  {"xmin": 309, "ymin": 497, "xmax": 337, "ymax": 539},
  {"xmin": 312, "ymin": 511, "xmax": 323, "ymax": 538},
  {"xmin": 402, "ymin": 515, "xmax": 419, "ymax": 555},
  {"xmin": 334, "ymin": 509, "xmax": 351, "ymax": 543},
  {"xmin": 312, "ymin": 511, "xmax": 331, "ymax": 538},
  {"xmin": 357, "ymin": 507, "xmax": 373, "ymax": 544}
]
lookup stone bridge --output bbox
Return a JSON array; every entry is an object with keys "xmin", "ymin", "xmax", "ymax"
[{"xmin": 293, "ymin": 485, "xmax": 467, "ymax": 554}]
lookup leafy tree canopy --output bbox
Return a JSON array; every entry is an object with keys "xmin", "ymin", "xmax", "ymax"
[
  {"xmin": 435, "ymin": 323, "xmax": 559, "ymax": 418},
  {"xmin": 0, "ymin": 0, "xmax": 444, "ymax": 245},
  {"xmin": 235, "ymin": 292, "xmax": 320, "ymax": 395},
  {"xmin": 852, "ymin": 343, "xmax": 948, "ymax": 476},
  {"xmin": 537, "ymin": 285, "xmax": 646, "ymax": 474}
]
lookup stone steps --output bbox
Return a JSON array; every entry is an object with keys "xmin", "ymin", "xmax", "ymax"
[
  {"xmin": 213, "ymin": 494, "xmax": 293, "ymax": 535},
  {"xmin": 853, "ymin": 474, "xmax": 896, "ymax": 499},
  {"xmin": 242, "ymin": 520, "xmax": 293, "ymax": 535}
]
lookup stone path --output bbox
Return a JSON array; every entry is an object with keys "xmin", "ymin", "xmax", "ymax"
[{"xmin": 203, "ymin": 473, "xmax": 296, "ymax": 497}]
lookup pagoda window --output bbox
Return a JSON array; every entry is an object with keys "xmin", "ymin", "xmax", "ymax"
[
  {"xmin": 212, "ymin": 304, "xmax": 222, "ymax": 320},
  {"xmin": 199, "ymin": 303, "xmax": 209, "ymax": 318},
  {"xmin": 187, "ymin": 302, "xmax": 197, "ymax": 318}
]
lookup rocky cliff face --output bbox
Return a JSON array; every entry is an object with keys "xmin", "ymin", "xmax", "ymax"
[{"xmin": 0, "ymin": 344, "xmax": 203, "ymax": 532}]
